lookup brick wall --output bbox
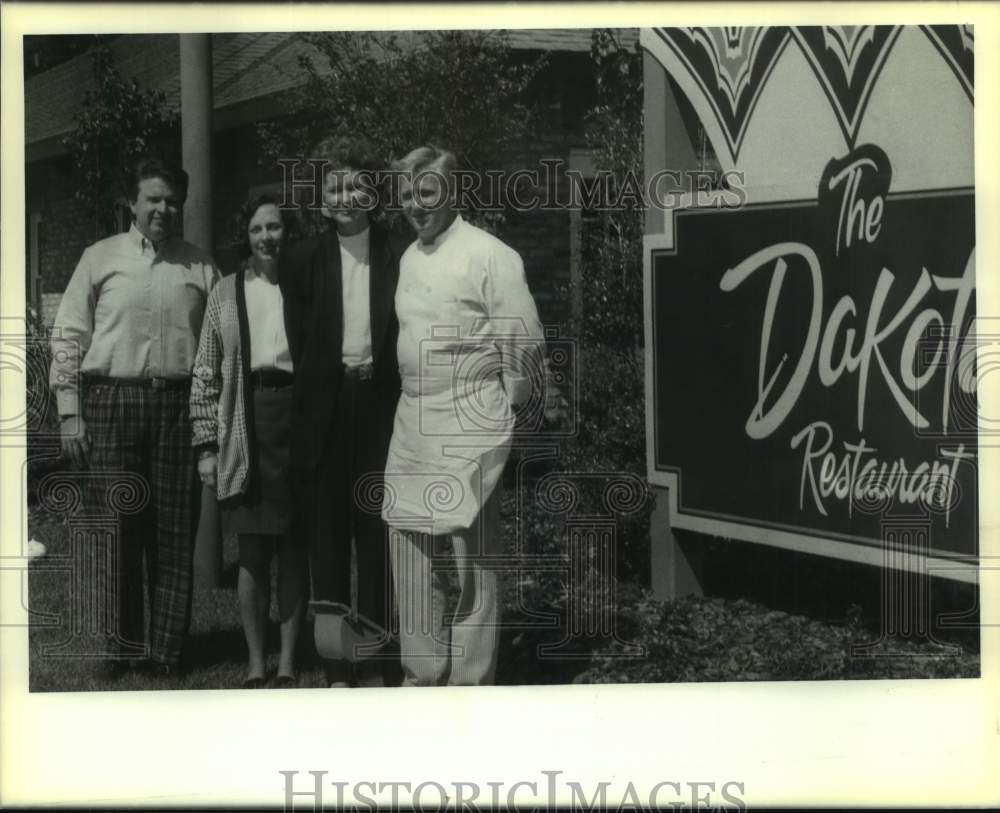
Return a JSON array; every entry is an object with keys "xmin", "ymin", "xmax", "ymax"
[
  {"xmin": 493, "ymin": 51, "xmax": 597, "ymax": 331},
  {"xmin": 26, "ymin": 160, "xmax": 99, "ymax": 297},
  {"xmin": 38, "ymin": 196, "xmax": 98, "ymax": 294},
  {"xmin": 41, "ymin": 293, "xmax": 63, "ymax": 329},
  {"xmin": 496, "ymin": 136, "xmax": 587, "ymax": 330}
]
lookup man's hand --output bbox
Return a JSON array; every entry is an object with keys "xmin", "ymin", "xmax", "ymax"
[
  {"xmin": 509, "ymin": 372, "xmax": 569, "ymax": 431},
  {"xmin": 60, "ymin": 415, "xmax": 89, "ymax": 468},
  {"xmin": 198, "ymin": 452, "xmax": 218, "ymax": 490}
]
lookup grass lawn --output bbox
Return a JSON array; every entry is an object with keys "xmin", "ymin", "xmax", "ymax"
[
  {"xmin": 27, "ymin": 508, "xmax": 336, "ymax": 692},
  {"xmin": 24, "ymin": 498, "xmax": 592, "ymax": 692},
  {"xmin": 25, "ymin": 496, "xmax": 979, "ymax": 692}
]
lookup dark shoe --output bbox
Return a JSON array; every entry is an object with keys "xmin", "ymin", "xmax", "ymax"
[
  {"xmin": 242, "ymin": 676, "xmax": 267, "ymax": 689},
  {"xmin": 324, "ymin": 660, "xmax": 355, "ymax": 689},
  {"xmin": 270, "ymin": 674, "xmax": 297, "ymax": 690},
  {"xmin": 354, "ymin": 660, "xmax": 386, "ymax": 688},
  {"xmin": 380, "ymin": 657, "xmax": 405, "ymax": 688}
]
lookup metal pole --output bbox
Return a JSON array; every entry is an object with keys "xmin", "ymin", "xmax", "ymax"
[{"xmin": 180, "ymin": 34, "xmax": 222, "ymax": 588}]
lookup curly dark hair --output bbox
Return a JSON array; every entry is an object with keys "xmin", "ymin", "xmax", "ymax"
[{"xmin": 233, "ymin": 193, "xmax": 301, "ymax": 259}]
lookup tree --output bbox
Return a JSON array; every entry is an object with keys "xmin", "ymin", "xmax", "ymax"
[
  {"xmin": 62, "ymin": 40, "xmax": 179, "ymax": 239},
  {"xmin": 256, "ymin": 30, "xmax": 547, "ymax": 233},
  {"xmin": 580, "ymin": 29, "xmax": 644, "ymax": 351}
]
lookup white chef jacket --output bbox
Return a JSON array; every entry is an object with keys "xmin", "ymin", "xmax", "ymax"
[{"xmin": 382, "ymin": 215, "xmax": 545, "ymax": 533}]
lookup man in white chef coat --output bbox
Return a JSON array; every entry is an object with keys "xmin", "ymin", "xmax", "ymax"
[{"xmin": 383, "ymin": 145, "xmax": 547, "ymax": 685}]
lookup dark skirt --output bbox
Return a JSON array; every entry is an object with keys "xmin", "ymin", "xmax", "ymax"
[{"xmin": 221, "ymin": 384, "xmax": 295, "ymax": 536}]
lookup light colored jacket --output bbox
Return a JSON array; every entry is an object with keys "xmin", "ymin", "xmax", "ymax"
[{"xmin": 190, "ymin": 265, "xmax": 274, "ymax": 500}]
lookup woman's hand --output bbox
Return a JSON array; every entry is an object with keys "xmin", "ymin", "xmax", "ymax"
[{"xmin": 197, "ymin": 451, "xmax": 218, "ymax": 490}]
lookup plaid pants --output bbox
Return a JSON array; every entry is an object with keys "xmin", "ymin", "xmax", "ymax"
[{"xmin": 85, "ymin": 381, "xmax": 198, "ymax": 665}]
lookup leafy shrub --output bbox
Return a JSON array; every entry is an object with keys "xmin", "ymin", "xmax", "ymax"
[
  {"xmin": 257, "ymin": 30, "xmax": 547, "ymax": 238},
  {"xmin": 577, "ymin": 594, "xmax": 979, "ymax": 683},
  {"xmin": 497, "ymin": 478, "xmax": 651, "ymax": 684},
  {"xmin": 559, "ymin": 345, "xmax": 652, "ymax": 583},
  {"xmin": 62, "ymin": 40, "xmax": 179, "ymax": 240}
]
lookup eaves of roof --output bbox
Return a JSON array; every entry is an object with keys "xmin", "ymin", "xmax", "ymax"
[{"xmin": 25, "ymin": 28, "xmax": 637, "ymax": 155}]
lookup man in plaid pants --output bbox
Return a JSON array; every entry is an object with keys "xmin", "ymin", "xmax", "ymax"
[{"xmin": 50, "ymin": 157, "xmax": 219, "ymax": 678}]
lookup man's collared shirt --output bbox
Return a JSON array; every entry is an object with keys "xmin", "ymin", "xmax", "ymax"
[{"xmin": 50, "ymin": 223, "xmax": 219, "ymax": 417}]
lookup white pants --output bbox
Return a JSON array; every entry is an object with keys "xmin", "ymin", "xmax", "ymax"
[{"xmin": 388, "ymin": 490, "xmax": 502, "ymax": 686}]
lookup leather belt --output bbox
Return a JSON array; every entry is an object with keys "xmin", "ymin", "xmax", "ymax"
[
  {"xmin": 249, "ymin": 369, "xmax": 295, "ymax": 389},
  {"xmin": 343, "ymin": 363, "xmax": 374, "ymax": 381},
  {"xmin": 84, "ymin": 374, "xmax": 190, "ymax": 391}
]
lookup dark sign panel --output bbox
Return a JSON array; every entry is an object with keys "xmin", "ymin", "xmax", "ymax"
[{"xmin": 651, "ymin": 148, "xmax": 976, "ymax": 560}]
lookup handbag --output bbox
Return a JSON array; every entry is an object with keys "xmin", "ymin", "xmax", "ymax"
[{"xmin": 312, "ymin": 600, "xmax": 392, "ymax": 663}]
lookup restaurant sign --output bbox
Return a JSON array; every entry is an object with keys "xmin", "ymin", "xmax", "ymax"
[{"xmin": 642, "ymin": 26, "xmax": 977, "ymax": 578}]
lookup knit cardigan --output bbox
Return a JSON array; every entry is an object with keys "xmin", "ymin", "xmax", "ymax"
[{"xmin": 189, "ymin": 264, "xmax": 268, "ymax": 501}]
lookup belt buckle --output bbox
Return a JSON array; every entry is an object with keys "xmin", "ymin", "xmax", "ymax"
[
  {"xmin": 151, "ymin": 377, "xmax": 168, "ymax": 390},
  {"xmin": 359, "ymin": 363, "xmax": 374, "ymax": 381}
]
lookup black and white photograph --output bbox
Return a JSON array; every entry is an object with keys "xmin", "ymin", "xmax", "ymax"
[{"xmin": 2, "ymin": 2, "xmax": 998, "ymax": 809}]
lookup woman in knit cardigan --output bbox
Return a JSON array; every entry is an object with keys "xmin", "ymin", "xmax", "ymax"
[{"xmin": 190, "ymin": 194, "xmax": 307, "ymax": 689}]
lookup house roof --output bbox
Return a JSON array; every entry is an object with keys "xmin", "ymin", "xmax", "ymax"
[{"xmin": 25, "ymin": 29, "xmax": 638, "ymax": 150}]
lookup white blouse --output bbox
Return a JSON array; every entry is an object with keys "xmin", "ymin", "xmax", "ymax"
[
  {"xmin": 340, "ymin": 226, "xmax": 373, "ymax": 367},
  {"xmin": 244, "ymin": 266, "xmax": 293, "ymax": 373}
]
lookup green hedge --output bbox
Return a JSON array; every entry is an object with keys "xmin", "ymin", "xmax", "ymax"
[{"xmin": 576, "ymin": 594, "xmax": 979, "ymax": 683}]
